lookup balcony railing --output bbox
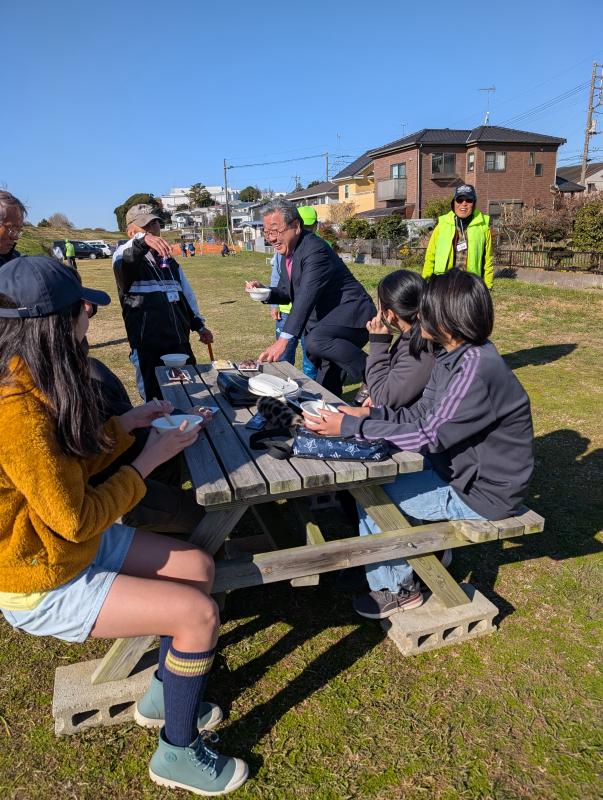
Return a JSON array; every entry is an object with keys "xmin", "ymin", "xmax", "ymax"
[{"xmin": 377, "ymin": 178, "xmax": 407, "ymax": 202}]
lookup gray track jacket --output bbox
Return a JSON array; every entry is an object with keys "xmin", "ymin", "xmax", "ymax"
[{"xmin": 341, "ymin": 341, "xmax": 534, "ymax": 519}]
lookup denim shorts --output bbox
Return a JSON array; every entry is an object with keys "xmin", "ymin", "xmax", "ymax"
[{"xmin": 1, "ymin": 523, "xmax": 135, "ymax": 643}]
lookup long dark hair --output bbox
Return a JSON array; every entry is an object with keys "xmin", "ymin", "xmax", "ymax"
[
  {"xmin": 420, "ymin": 269, "xmax": 494, "ymax": 346},
  {"xmin": 0, "ymin": 295, "xmax": 113, "ymax": 458},
  {"xmin": 377, "ymin": 269, "xmax": 429, "ymax": 358}
]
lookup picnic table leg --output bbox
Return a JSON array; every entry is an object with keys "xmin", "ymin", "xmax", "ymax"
[
  {"xmin": 350, "ymin": 485, "xmax": 470, "ymax": 608},
  {"xmin": 90, "ymin": 506, "xmax": 248, "ymax": 686}
]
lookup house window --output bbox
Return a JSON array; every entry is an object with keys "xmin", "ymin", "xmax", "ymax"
[
  {"xmin": 528, "ymin": 152, "xmax": 535, "ymax": 165},
  {"xmin": 534, "ymin": 163, "xmax": 543, "ymax": 177},
  {"xmin": 344, "ymin": 184, "xmax": 349, "ymax": 199},
  {"xmin": 390, "ymin": 163, "xmax": 406, "ymax": 179},
  {"xmin": 467, "ymin": 152, "xmax": 475, "ymax": 172},
  {"xmin": 431, "ymin": 153, "xmax": 456, "ymax": 177},
  {"xmin": 588, "ymin": 182, "xmax": 596, "ymax": 192},
  {"xmin": 485, "ymin": 152, "xmax": 506, "ymax": 172},
  {"xmin": 488, "ymin": 199, "xmax": 523, "ymax": 222}
]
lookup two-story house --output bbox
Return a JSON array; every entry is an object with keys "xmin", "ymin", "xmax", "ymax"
[
  {"xmin": 331, "ymin": 152, "xmax": 375, "ymax": 214},
  {"xmin": 283, "ymin": 181, "xmax": 339, "ymax": 221},
  {"xmin": 366, "ymin": 126, "xmax": 566, "ymax": 220}
]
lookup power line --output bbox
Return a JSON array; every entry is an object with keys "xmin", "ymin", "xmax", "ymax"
[
  {"xmin": 227, "ymin": 152, "xmax": 349, "ymax": 170},
  {"xmin": 502, "ymin": 81, "xmax": 590, "ymax": 126}
]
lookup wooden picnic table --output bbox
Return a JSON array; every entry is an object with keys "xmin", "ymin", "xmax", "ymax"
[{"xmin": 91, "ymin": 361, "xmax": 544, "ymax": 685}]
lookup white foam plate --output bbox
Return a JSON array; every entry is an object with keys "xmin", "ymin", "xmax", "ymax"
[
  {"xmin": 248, "ymin": 373, "xmax": 299, "ymax": 398},
  {"xmin": 211, "ymin": 360, "xmax": 235, "ymax": 370}
]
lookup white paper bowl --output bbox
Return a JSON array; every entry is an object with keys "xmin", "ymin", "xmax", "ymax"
[
  {"xmin": 246, "ymin": 287, "xmax": 271, "ymax": 302},
  {"xmin": 300, "ymin": 400, "xmax": 338, "ymax": 419},
  {"xmin": 151, "ymin": 414, "xmax": 203, "ymax": 433},
  {"xmin": 161, "ymin": 353, "xmax": 189, "ymax": 367}
]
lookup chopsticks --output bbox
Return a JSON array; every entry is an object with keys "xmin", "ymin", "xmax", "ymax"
[{"xmin": 153, "ymin": 397, "xmax": 176, "ymax": 427}]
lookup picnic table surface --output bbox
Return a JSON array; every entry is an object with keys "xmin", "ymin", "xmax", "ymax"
[{"xmin": 157, "ymin": 360, "xmax": 425, "ymax": 509}]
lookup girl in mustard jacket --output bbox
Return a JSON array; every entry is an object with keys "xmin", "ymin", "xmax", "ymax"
[{"xmin": 0, "ymin": 257, "xmax": 247, "ymax": 796}]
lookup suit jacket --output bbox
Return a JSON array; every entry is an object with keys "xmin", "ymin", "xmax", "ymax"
[{"xmin": 268, "ymin": 231, "xmax": 375, "ymax": 339}]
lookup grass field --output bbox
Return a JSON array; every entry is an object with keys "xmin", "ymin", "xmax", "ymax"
[{"xmin": 0, "ymin": 252, "xmax": 601, "ymax": 800}]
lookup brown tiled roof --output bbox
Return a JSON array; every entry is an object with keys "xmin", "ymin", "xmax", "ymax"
[
  {"xmin": 331, "ymin": 152, "xmax": 373, "ymax": 182},
  {"xmin": 284, "ymin": 181, "xmax": 338, "ymax": 200},
  {"xmin": 557, "ymin": 162, "xmax": 603, "ymax": 183}
]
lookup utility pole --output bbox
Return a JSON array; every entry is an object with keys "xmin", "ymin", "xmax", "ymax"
[
  {"xmin": 325, "ymin": 152, "xmax": 329, "ymax": 182},
  {"xmin": 580, "ymin": 62, "xmax": 603, "ymax": 188},
  {"xmin": 223, "ymin": 158, "xmax": 232, "ymax": 244}
]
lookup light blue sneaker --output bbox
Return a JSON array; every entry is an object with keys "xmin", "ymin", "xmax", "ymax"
[
  {"xmin": 135, "ymin": 672, "xmax": 222, "ymax": 732},
  {"xmin": 149, "ymin": 728, "xmax": 248, "ymax": 795}
]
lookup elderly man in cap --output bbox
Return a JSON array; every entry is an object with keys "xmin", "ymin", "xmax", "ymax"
[
  {"xmin": 113, "ymin": 203, "xmax": 213, "ymax": 400},
  {"xmin": 422, "ymin": 184, "xmax": 493, "ymax": 288},
  {"xmin": 0, "ymin": 191, "xmax": 26, "ymax": 268},
  {"xmin": 249, "ymin": 199, "xmax": 375, "ymax": 396}
]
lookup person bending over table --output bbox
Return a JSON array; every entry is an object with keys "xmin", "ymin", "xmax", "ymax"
[
  {"xmin": 248, "ymin": 199, "xmax": 376, "ymax": 397},
  {"xmin": 303, "ymin": 269, "xmax": 534, "ymax": 621},
  {"xmin": 0, "ymin": 257, "xmax": 248, "ymax": 796}
]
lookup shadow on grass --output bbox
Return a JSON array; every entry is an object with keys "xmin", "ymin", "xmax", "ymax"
[
  {"xmin": 210, "ymin": 581, "xmax": 382, "ymax": 767},
  {"xmin": 502, "ymin": 343, "xmax": 577, "ymax": 369},
  {"xmin": 88, "ymin": 337, "xmax": 129, "ymax": 350},
  {"xmin": 465, "ymin": 428, "xmax": 603, "ymax": 621}
]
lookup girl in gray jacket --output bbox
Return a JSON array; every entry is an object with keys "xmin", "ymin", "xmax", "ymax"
[
  {"xmin": 364, "ymin": 270, "xmax": 435, "ymax": 409},
  {"xmin": 304, "ymin": 270, "xmax": 534, "ymax": 620}
]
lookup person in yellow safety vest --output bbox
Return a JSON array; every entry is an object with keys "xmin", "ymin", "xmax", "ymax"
[
  {"xmin": 64, "ymin": 239, "xmax": 77, "ymax": 269},
  {"xmin": 422, "ymin": 184, "xmax": 493, "ymax": 289}
]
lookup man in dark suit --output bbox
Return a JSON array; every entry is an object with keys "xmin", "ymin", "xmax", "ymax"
[{"xmin": 248, "ymin": 199, "xmax": 375, "ymax": 396}]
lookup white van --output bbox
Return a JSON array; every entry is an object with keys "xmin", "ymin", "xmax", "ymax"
[{"xmin": 84, "ymin": 240, "xmax": 112, "ymax": 257}]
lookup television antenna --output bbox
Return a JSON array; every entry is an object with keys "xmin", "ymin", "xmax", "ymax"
[{"xmin": 479, "ymin": 86, "xmax": 496, "ymax": 124}]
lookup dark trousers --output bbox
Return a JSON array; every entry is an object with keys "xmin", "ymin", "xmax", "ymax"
[
  {"xmin": 304, "ymin": 322, "xmax": 369, "ymax": 397},
  {"xmin": 138, "ymin": 343, "xmax": 195, "ymax": 401}
]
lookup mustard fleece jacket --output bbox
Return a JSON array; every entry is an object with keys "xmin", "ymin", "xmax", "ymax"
[{"xmin": 0, "ymin": 363, "xmax": 147, "ymax": 593}]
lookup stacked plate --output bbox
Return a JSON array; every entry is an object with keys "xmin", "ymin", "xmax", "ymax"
[{"xmin": 248, "ymin": 374, "xmax": 299, "ymax": 398}]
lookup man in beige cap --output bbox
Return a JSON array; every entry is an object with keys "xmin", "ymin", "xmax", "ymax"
[{"xmin": 113, "ymin": 204, "xmax": 213, "ymax": 400}]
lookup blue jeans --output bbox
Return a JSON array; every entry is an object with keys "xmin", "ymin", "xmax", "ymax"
[
  {"xmin": 359, "ymin": 467, "xmax": 485, "ymax": 592},
  {"xmin": 275, "ymin": 312, "xmax": 318, "ymax": 379}
]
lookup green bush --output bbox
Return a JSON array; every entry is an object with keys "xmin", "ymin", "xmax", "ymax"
[
  {"xmin": 373, "ymin": 215, "xmax": 407, "ymax": 243},
  {"xmin": 423, "ymin": 195, "xmax": 452, "ymax": 220},
  {"xmin": 573, "ymin": 201, "xmax": 603, "ymax": 251},
  {"xmin": 341, "ymin": 218, "xmax": 375, "ymax": 239}
]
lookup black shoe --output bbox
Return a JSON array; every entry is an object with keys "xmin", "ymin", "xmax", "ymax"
[
  {"xmin": 353, "ymin": 586, "xmax": 423, "ymax": 619},
  {"xmin": 353, "ymin": 383, "xmax": 370, "ymax": 406}
]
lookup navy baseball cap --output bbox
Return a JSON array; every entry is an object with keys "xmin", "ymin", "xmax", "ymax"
[
  {"xmin": 0, "ymin": 256, "xmax": 111, "ymax": 318},
  {"xmin": 453, "ymin": 184, "xmax": 477, "ymax": 202}
]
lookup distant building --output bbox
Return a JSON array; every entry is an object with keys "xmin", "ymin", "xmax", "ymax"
[
  {"xmin": 364, "ymin": 126, "xmax": 566, "ymax": 221},
  {"xmin": 331, "ymin": 153, "xmax": 375, "ymax": 214},
  {"xmin": 556, "ymin": 162, "xmax": 603, "ymax": 195},
  {"xmin": 282, "ymin": 181, "xmax": 339, "ymax": 222},
  {"xmin": 159, "ymin": 185, "xmax": 240, "ymax": 213}
]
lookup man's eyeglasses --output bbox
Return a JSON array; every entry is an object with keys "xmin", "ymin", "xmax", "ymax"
[
  {"xmin": 0, "ymin": 224, "xmax": 23, "ymax": 237},
  {"xmin": 264, "ymin": 225, "xmax": 292, "ymax": 238}
]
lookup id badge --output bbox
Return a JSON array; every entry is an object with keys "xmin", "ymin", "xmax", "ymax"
[
  {"xmin": 456, "ymin": 239, "xmax": 468, "ymax": 252},
  {"xmin": 166, "ymin": 291, "xmax": 179, "ymax": 303}
]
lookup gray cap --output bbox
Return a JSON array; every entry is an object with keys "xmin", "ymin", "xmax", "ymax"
[{"xmin": 125, "ymin": 203, "xmax": 162, "ymax": 227}]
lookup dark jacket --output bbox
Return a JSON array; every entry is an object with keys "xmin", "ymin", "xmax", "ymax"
[
  {"xmin": 0, "ymin": 248, "xmax": 20, "ymax": 268},
  {"xmin": 267, "ymin": 231, "xmax": 375, "ymax": 339},
  {"xmin": 341, "ymin": 340, "xmax": 534, "ymax": 519},
  {"xmin": 113, "ymin": 235, "xmax": 204, "ymax": 353},
  {"xmin": 365, "ymin": 332, "xmax": 435, "ymax": 409}
]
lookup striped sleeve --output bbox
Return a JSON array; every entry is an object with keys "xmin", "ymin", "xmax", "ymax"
[{"xmin": 355, "ymin": 348, "xmax": 495, "ymax": 453}]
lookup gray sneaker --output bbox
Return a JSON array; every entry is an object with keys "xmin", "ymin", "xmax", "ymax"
[
  {"xmin": 353, "ymin": 586, "xmax": 423, "ymax": 619},
  {"xmin": 135, "ymin": 672, "xmax": 222, "ymax": 732},
  {"xmin": 150, "ymin": 728, "xmax": 248, "ymax": 796}
]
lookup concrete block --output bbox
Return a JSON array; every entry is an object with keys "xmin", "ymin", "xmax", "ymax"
[
  {"xmin": 381, "ymin": 583, "xmax": 497, "ymax": 656},
  {"xmin": 53, "ymin": 655, "xmax": 157, "ymax": 735}
]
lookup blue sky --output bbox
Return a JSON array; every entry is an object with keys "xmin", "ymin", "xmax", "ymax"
[{"xmin": 2, "ymin": 0, "xmax": 601, "ymax": 230}]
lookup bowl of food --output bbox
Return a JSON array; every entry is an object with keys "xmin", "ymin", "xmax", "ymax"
[
  {"xmin": 246, "ymin": 287, "xmax": 271, "ymax": 302},
  {"xmin": 151, "ymin": 414, "xmax": 204, "ymax": 433},
  {"xmin": 161, "ymin": 353, "xmax": 189, "ymax": 367},
  {"xmin": 300, "ymin": 400, "xmax": 339, "ymax": 421},
  {"xmin": 237, "ymin": 359, "xmax": 261, "ymax": 372}
]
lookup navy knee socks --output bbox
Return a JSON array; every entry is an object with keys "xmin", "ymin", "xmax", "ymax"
[{"xmin": 161, "ymin": 643, "xmax": 216, "ymax": 747}]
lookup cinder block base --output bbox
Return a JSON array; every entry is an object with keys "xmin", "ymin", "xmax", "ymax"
[
  {"xmin": 309, "ymin": 492, "xmax": 340, "ymax": 511},
  {"xmin": 381, "ymin": 583, "xmax": 497, "ymax": 656},
  {"xmin": 52, "ymin": 657, "xmax": 156, "ymax": 735}
]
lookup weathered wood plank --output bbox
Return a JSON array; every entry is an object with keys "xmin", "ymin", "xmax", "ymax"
[
  {"xmin": 212, "ymin": 520, "xmax": 466, "ymax": 593},
  {"xmin": 188, "ymin": 504, "xmax": 248, "ymax": 555},
  {"xmin": 350, "ymin": 484, "xmax": 470, "ymax": 608},
  {"xmin": 157, "ymin": 369, "xmax": 232, "ymax": 506},
  {"xmin": 451, "ymin": 519, "xmax": 500, "ymax": 543},
  {"xmin": 90, "ymin": 636, "xmax": 156, "ymax": 685},
  {"xmin": 173, "ymin": 373, "xmax": 267, "ymax": 502},
  {"xmin": 513, "ymin": 507, "xmax": 545, "ymax": 535},
  {"xmin": 289, "ymin": 497, "xmax": 325, "ymax": 586},
  {"xmin": 491, "ymin": 516, "xmax": 525, "ymax": 540}
]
